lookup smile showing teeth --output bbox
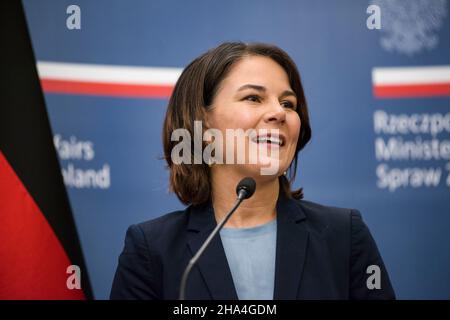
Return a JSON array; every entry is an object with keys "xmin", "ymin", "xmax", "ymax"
[{"xmin": 252, "ymin": 136, "xmax": 284, "ymax": 146}]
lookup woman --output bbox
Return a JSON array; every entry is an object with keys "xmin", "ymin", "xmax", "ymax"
[{"xmin": 110, "ymin": 42, "xmax": 395, "ymax": 300}]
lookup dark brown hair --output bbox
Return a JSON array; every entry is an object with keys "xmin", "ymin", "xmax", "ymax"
[{"xmin": 163, "ymin": 42, "xmax": 311, "ymax": 205}]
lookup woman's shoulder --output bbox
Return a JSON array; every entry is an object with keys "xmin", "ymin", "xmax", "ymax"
[
  {"xmin": 132, "ymin": 207, "xmax": 190, "ymax": 237},
  {"xmin": 296, "ymin": 198, "xmax": 362, "ymax": 219},
  {"xmin": 294, "ymin": 198, "xmax": 364, "ymax": 234},
  {"xmin": 128, "ymin": 199, "xmax": 366, "ymax": 242},
  {"xmin": 132, "ymin": 199, "xmax": 364, "ymax": 232}
]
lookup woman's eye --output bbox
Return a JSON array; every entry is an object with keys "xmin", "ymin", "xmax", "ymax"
[
  {"xmin": 281, "ymin": 101, "xmax": 296, "ymax": 110},
  {"xmin": 244, "ymin": 95, "xmax": 261, "ymax": 103}
]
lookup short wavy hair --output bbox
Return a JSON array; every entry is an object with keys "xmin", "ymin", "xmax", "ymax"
[{"xmin": 162, "ymin": 42, "xmax": 311, "ymax": 205}]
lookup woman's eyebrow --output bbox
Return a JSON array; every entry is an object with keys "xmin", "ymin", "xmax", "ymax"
[
  {"xmin": 280, "ymin": 90, "xmax": 297, "ymax": 99},
  {"xmin": 237, "ymin": 84, "xmax": 266, "ymax": 92},
  {"xmin": 236, "ymin": 84, "xmax": 296, "ymax": 99}
]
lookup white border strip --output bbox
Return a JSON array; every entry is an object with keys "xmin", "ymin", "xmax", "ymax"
[
  {"xmin": 37, "ymin": 61, "xmax": 183, "ymax": 85},
  {"xmin": 372, "ymin": 66, "xmax": 450, "ymax": 85}
]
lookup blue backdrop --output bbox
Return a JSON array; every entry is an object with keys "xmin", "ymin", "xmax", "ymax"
[{"xmin": 23, "ymin": 0, "xmax": 450, "ymax": 299}]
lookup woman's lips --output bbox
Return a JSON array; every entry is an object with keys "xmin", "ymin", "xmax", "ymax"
[{"xmin": 251, "ymin": 133, "xmax": 285, "ymax": 147}]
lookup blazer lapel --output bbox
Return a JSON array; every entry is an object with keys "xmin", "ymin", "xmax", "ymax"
[
  {"xmin": 186, "ymin": 201, "xmax": 238, "ymax": 300},
  {"xmin": 185, "ymin": 197, "xmax": 309, "ymax": 300},
  {"xmin": 273, "ymin": 197, "xmax": 309, "ymax": 300}
]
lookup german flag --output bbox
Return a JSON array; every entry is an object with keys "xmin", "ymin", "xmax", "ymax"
[{"xmin": 0, "ymin": 2, "xmax": 92, "ymax": 299}]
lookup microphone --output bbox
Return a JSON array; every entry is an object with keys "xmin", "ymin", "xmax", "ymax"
[{"xmin": 179, "ymin": 177, "xmax": 256, "ymax": 300}]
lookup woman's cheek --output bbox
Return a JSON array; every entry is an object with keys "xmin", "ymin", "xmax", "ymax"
[
  {"xmin": 234, "ymin": 110, "xmax": 257, "ymax": 129},
  {"xmin": 290, "ymin": 116, "xmax": 301, "ymax": 142}
]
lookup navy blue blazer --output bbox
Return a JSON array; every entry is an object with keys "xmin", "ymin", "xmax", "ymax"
[{"xmin": 110, "ymin": 197, "xmax": 395, "ymax": 300}]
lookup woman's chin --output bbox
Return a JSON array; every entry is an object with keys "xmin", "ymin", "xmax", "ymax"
[{"xmin": 234, "ymin": 161, "xmax": 285, "ymax": 181}]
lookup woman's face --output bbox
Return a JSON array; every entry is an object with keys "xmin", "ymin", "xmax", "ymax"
[{"xmin": 206, "ymin": 55, "xmax": 301, "ymax": 180}]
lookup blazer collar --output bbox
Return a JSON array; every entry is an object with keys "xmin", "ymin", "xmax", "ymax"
[
  {"xmin": 186, "ymin": 199, "xmax": 238, "ymax": 299},
  {"xmin": 186, "ymin": 196, "xmax": 309, "ymax": 300},
  {"xmin": 273, "ymin": 196, "xmax": 309, "ymax": 299}
]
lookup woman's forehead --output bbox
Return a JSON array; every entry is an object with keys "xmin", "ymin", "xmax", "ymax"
[{"xmin": 221, "ymin": 56, "xmax": 292, "ymax": 92}]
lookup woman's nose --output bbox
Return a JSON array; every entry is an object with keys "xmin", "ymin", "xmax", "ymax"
[{"xmin": 264, "ymin": 101, "xmax": 286, "ymax": 124}]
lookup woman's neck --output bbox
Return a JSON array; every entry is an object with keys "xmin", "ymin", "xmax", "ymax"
[{"xmin": 210, "ymin": 168, "xmax": 279, "ymax": 228}]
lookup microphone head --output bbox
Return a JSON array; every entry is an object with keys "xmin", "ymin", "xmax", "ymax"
[{"xmin": 236, "ymin": 177, "xmax": 256, "ymax": 199}]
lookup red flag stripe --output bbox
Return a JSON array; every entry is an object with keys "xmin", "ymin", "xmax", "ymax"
[
  {"xmin": 36, "ymin": 61, "xmax": 180, "ymax": 98},
  {"xmin": 374, "ymin": 83, "xmax": 450, "ymax": 98},
  {"xmin": 0, "ymin": 151, "xmax": 85, "ymax": 300},
  {"xmin": 372, "ymin": 65, "xmax": 450, "ymax": 99},
  {"xmin": 40, "ymin": 79, "xmax": 174, "ymax": 99}
]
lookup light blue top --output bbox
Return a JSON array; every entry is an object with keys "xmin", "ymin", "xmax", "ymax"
[{"xmin": 219, "ymin": 218, "xmax": 277, "ymax": 300}]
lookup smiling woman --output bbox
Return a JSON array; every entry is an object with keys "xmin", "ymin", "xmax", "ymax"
[
  {"xmin": 110, "ymin": 42, "xmax": 396, "ymax": 300},
  {"xmin": 162, "ymin": 43, "xmax": 311, "ymax": 207}
]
